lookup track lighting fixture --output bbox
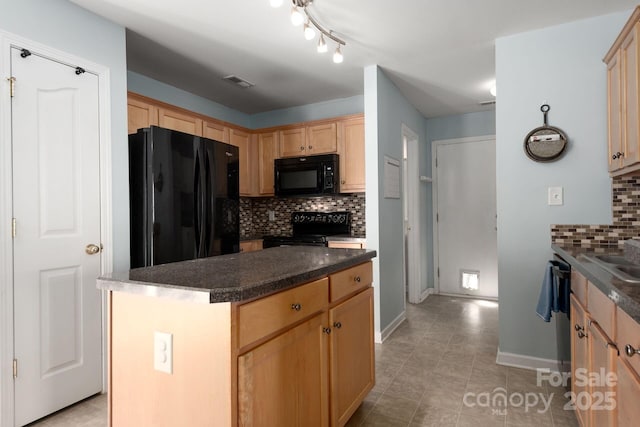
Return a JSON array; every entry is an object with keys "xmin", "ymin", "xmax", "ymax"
[
  {"xmin": 317, "ymin": 34, "xmax": 327, "ymax": 53},
  {"xmin": 270, "ymin": 0, "xmax": 346, "ymax": 63},
  {"xmin": 332, "ymin": 45, "xmax": 343, "ymax": 63}
]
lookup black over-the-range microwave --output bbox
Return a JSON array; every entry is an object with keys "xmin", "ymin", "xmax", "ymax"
[{"xmin": 274, "ymin": 153, "xmax": 339, "ymax": 196}]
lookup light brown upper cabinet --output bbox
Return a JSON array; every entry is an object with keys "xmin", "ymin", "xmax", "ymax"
[
  {"xmin": 229, "ymin": 128, "xmax": 254, "ymax": 196},
  {"xmin": 605, "ymin": 6, "xmax": 640, "ymax": 175},
  {"xmin": 337, "ymin": 117, "xmax": 365, "ymax": 193},
  {"xmin": 279, "ymin": 127, "xmax": 307, "ymax": 157},
  {"xmin": 279, "ymin": 123, "xmax": 337, "ymax": 158},
  {"xmin": 158, "ymin": 107, "xmax": 203, "ymax": 137},
  {"xmin": 257, "ymin": 131, "xmax": 279, "ymax": 196},
  {"xmin": 307, "ymin": 123, "xmax": 337, "ymax": 155},
  {"xmin": 127, "ymin": 97, "xmax": 158, "ymax": 134},
  {"xmin": 203, "ymin": 121, "xmax": 230, "ymax": 144}
]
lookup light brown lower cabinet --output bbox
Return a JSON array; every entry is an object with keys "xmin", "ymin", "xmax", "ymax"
[
  {"xmin": 617, "ymin": 357, "xmax": 640, "ymax": 426},
  {"xmin": 108, "ymin": 261, "xmax": 374, "ymax": 427},
  {"xmin": 587, "ymin": 320, "xmax": 617, "ymax": 427},
  {"xmin": 329, "ymin": 287, "xmax": 374, "ymax": 426},
  {"xmin": 327, "ymin": 241, "xmax": 364, "ymax": 249},
  {"xmin": 570, "ymin": 294, "xmax": 590, "ymax": 427},
  {"xmin": 239, "ymin": 240, "xmax": 263, "ymax": 253},
  {"xmin": 238, "ymin": 312, "xmax": 329, "ymax": 427}
]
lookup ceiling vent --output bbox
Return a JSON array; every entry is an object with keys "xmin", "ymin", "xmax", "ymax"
[
  {"xmin": 478, "ymin": 100, "xmax": 496, "ymax": 106},
  {"xmin": 222, "ymin": 75, "xmax": 255, "ymax": 89}
]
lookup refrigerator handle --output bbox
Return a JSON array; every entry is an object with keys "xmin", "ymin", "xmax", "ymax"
[
  {"xmin": 194, "ymin": 150, "xmax": 201, "ymax": 257},
  {"xmin": 204, "ymin": 149, "xmax": 212, "ymax": 256}
]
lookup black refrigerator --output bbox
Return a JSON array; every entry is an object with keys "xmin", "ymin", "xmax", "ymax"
[{"xmin": 129, "ymin": 126, "xmax": 240, "ymax": 268}]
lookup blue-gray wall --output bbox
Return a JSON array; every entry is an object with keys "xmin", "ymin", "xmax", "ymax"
[
  {"xmin": 365, "ymin": 65, "xmax": 429, "ymax": 338},
  {"xmin": 0, "ymin": 0, "xmax": 127, "ymax": 421},
  {"xmin": 128, "ymin": 71, "xmax": 364, "ymax": 130},
  {"xmin": 425, "ymin": 110, "xmax": 496, "ymax": 290},
  {"xmin": 495, "ymin": 11, "xmax": 627, "ymax": 362},
  {"xmin": 250, "ymin": 95, "xmax": 364, "ymax": 129},
  {"xmin": 128, "ymin": 71, "xmax": 252, "ymax": 128}
]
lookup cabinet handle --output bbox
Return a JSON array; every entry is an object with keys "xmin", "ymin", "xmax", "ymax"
[
  {"xmin": 574, "ymin": 324, "xmax": 583, "ymax": 332},
  {"xmin": 300, "ymin": 146, "xmax": 305, "ymax": 151},
  {"xmin": 341, "ymin": 180, "xmax": 346, "ymax": 184},
  {"xmin": 612, "ymin": 151, "xmax": 624, "ymax": 160},
  {"xmin": 577, "ymin": 331, "xmax": 586, "ymax": 339},
  {"xmin": 291, "ymin": 303, "xmax": 302, "ymax": 311},
  {"xmin": 323, "ymin": 327, "xmax": 332, "ymax": 335},
  {"xmin": 333, "ymin": 322, "xmax": 342, "ymax": 329},
  {"xmin": 308, "ymin": 145, "xmax": 313, "ymax": 150},
  {"xmin": 625, "ymin": 344, "xmax": 640, "ymax": 357},
  {"xmin": 354, "ymin": 276, "xmax": 361, "ymax": 283}
]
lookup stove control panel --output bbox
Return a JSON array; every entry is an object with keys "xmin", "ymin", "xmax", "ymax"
[{"xmin": 292, "ymin": 212, "xmax": 350, "ymax": 225}]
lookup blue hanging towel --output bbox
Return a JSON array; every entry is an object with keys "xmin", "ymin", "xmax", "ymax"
[{"xmin": 536, "ymin": 260, "xmax": 570, "ymax": 322}]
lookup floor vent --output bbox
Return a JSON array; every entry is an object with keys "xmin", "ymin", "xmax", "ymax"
[{"xmin": 222, "ymin": 75, "xmax": 255, "ymax": 89}]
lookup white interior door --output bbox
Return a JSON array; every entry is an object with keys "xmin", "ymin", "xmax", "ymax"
[
  {"xmin": 11, "ymin": 47, "xmax": 103, "ymax": 426},
  {"xmin": 435, "ymin": 137, "xmax": 497, "ymax": 298}
]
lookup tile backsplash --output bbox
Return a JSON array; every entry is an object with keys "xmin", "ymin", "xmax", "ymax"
[
  {"xmin": 551, "ymin": 175, "xmax": 640, "ymax": 248},
  {"xmin": 240, "ymin": 194, "xmax": 366, "ymax": 237}
]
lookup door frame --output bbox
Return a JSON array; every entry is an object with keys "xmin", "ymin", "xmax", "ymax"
[
  {"xmin": 401, "ymin": 124, "xmax": 422, "ymax": 304},
  {"xmin": 431, "ymin": 135, "xmax": 496, "ymax": 295},
  {"xmin": 0, "ymin": 30, "xmax": 114, "ymax": 426}
]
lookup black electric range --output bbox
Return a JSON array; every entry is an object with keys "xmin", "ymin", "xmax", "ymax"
[{"xmin": 262, "ymin": 211, "xmax": 351, "ymax": 248}]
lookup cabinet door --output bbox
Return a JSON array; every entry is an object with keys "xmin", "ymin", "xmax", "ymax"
[
  {"xmin": 307, "ymin": 123, "xmax": 337, "ymax": 155},
  {"xmin": 329, "ymin": 287, "xmax": 374, "ymax": 427},
  {"xmin": 608, "ymin": 50, "xmax": 623, "ymax": 172},
  {"xmin": 337, "ymin": 117, "xmax": 365, "ymax": 193},
  {"xmin": 158, "ymin": 107, "xmax": 203, "ymax": 136},
  {"xmin": 617, "ymin": 357, "xmax": 640, "ymax": 427},
  {"xmin": 237, "ymin": 313, "xmax": 329, "ymax": 427},
  {"xmin": 258, "ymin": 131, "xmax": 278, "ymax": 195},
  {"xmin": 279, "ymin": 127, "xmax": 307, "ymax": 157},
  {"xmin": 230, "ymin": 128, "xmax": 253, "ymax": 196},
  {"xmin": 587, "ymin": 320, "xmax": 617, "ymax": 427},
  {"xmin": 203, "ymin": 120, "xmax": 229, "ymax": 144},
  {"xmin": 622, "ymin": 23, "xmax": 640, "ymax": 169},
  {"xmin": 127, "ymin": 97, "xmax": 158, "ymax": 134},
  {"xmin": 570, "ymin": 294, "xmax": 590, "ymax": 427}
]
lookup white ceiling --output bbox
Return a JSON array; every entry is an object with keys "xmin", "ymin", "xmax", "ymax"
[{"xmin": 70, "ymin": 0, "xmax": 636, "ymax": 118}]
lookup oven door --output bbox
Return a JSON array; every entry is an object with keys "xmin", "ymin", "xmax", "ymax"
[{"xmin": 274, "ymin": 158, "xmax": 323, "ymax": 196}]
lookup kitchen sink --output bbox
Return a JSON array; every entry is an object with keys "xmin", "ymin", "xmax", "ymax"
[{"xmin": 579, "ymin": 254, "xmax": 640, "ymax": 283}]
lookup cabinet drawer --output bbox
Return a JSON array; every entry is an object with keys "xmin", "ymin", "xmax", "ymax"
[
  {"xmin": 617, "ymin": 306, "xmax": 640, "ymax": 376},
  {"xmin": 238, "ymin": 278, "xmax": 328, "ymax": 349},
  {"xmin": 588, "ymin": 282, "xmax": 616, "ymax": 340},
  {"xmin": 571, "ymin": 270, "xmax": 588, "ymax": 307},
  {"xmin": 329, "ymin": 262, "xmax": 372, "ymax": 303}
]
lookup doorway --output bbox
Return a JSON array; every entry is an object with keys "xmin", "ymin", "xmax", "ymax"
[
  {"xmin": 0, "ymin": 34, "xmax": 113, "ymax": 427},
  {"xmin": 432, "ymin": 136, "xmax": 497, "ymax": 299},
  {"xmin": 402, "ymin": 124, "xmax": 422, "ymax": 304}
]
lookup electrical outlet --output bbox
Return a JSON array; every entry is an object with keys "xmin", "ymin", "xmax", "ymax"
[
  {"xmin": 154, "ymin": 331, "xmax": 172, "ymax": 374},
  {"xmin": 548, "ymin": 187, "xmax": 563, "ymax": 206},
  {"xmin": 268, "ymin": 210, "xmax": 275, "ymax": 221}
]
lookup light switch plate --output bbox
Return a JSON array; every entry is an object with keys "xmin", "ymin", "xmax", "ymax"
[
  {"xmin": 548, "ymin": 187, "xmax": 563, "ymax": 206},
  {"xmin": 154, "ymin": 331, "xmax": 173, "ymax": 374}
]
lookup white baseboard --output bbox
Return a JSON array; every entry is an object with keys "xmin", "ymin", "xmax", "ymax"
[
  {"xmin": 374, "ymin": 310, "xmax": 406, "ymax": 344},
  {"xmin": 437, "ymin": 292, "xmax": 498, "ymax": 302},
  {"xmin": 418, "ymin": 288, "xmax": 434, "ymax": 303},
  {"xmin": 496, "ymin": 350, "xmax": 571, "ymax": 373}
]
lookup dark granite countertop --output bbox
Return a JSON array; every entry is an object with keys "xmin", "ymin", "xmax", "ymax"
[
  {"xmin": 240, "ymin": 235, "xmax": 265, "ymax": 242},
  {"xmin": 97, "ymin": 246, "xmax": 376, "ymax": 304},
  {"xmin": 552, "ymin": 244, "xmax": 640, "ymax": 322}
]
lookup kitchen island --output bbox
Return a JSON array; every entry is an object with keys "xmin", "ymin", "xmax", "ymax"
[{"xmin": 97, "ymin": 246, "xmax": 377, "ymax": 427}]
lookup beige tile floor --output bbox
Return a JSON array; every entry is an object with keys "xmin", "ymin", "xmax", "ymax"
[{"xmin": 28, "ymin": 295, "xmax": 578, "ymax": 427}]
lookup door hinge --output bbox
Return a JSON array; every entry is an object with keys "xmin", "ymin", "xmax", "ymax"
[
  {"xmin": 435, "ymin": 157, "xmax": 438, "ymax": 168},
  {"xmin": 13, "ymin": 359, "xmax": 17, "ymax": 379},
  {"xmin": 437, "ymin": 268, "xmax": 440, "ymax": 278},
  {"xmin": 436, "ymin": 213, "xmax": 439, "ymax": 222},
  {"xmin": 11, "ymin": 218, "xmax": 16, "ymax": 238},
  {"xmin": 8, "ymin": 77, "xmax": 15, "ymax": 98}
]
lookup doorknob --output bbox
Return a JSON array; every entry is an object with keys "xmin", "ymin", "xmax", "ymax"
[{"xmin": 85, "ymin": 244, "xmax": 101, "ymax": 255}]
